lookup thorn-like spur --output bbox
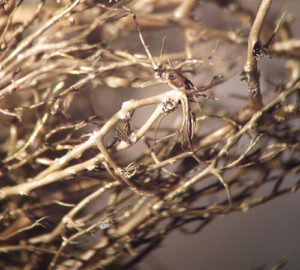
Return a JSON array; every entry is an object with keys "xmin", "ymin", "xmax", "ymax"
[{"xmin": 130, "ymin": 12, "xmax": 158, "ymax": 71}]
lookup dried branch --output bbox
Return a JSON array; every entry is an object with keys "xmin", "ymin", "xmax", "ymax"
[
  {"xmin": 0, "ymin": 1, "xmax": 299, "ymax": 269},
  {"xmin": 243, "ymin": 0, "xmax": 273, "ymax": 109}
]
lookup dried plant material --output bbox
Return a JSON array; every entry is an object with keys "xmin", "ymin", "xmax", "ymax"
[{"xmin": 0, "ymin": 1, "xmax": 299, "ymax": 269}]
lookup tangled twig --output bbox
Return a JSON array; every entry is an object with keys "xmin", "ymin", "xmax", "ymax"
[{"xmin": 0, "ymin": 1, "xmax": 299, "ymax": 269}]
